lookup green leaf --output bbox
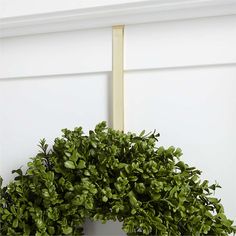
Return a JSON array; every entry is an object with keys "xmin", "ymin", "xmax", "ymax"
[
  {"xmin": 2, "ymin": 214, "xmax": 8, "ymax": 220},
  {"xmin": 36, "ymin": 218, "xmax": 44, "ymax": 229},
  {"xmin": 70, "ymin": 150, "xmax": 79, "ymax": 162},
  {"xmin": 4, "ymin": 209, "xmax": 11, "ymax": 215},
  {"xmin": 131, "ymin": 209, "xmax": 136, "ymax": 215},
  {"xmin": 78, "ymin": 160, "xmax": 86, "ymax": 169},
  {"xmin": 48, "ymin": 226, "xmax": 55, "ymax": 235},
  {"xmin": 128, "ymin": 191, "xmax": 139, "ymax": 208},
  {"xmin": 91, "ymin": 141, "xmax": 97, "ymax": 148},
  {"xmin": 1, "ymin": 121, "xmax": 235, "ymax": 236},
  {"xmin": 135, "ymin": 183, "xmax": 146, "ymax": 194},
  {"xmin": 102, "ymin": 196, "xmax": 108, "ymax": 202},
  {"xmin": 42, "ymin": 189, "xmax": 50, "ymax": 198},
  {"xmin": 174, "ymin": 148, "xmax": 182, "ymax": 158},
  {"xmin": 139, "ymin": 130, "xmax": 145, "ymax": 137},
  {"xmin": 85, "ymin": 199, "xmax": 94, "ymax": 209},
  {"xmin": 12, "ymin": 168, "xmax": 23, "ymax": 176},
  {"xmin": 13, "ymin": 218, "xmax": 18, "ymax": 228},
  {"xmin": 176, "ymin": 161, "xmax": 186, "ymax": 171},
  {"xmin": 64, "ymin": 160, "xmax": 76, "ymax": 169},
  {"xmin": 10, "ymin": 206, "xmax": 17, "ymax": 215},
  {"xmin": 23, "ymin": 224, "xmax": 31, "ymax": 236}
]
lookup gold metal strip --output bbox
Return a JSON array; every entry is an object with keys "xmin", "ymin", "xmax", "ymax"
[{"xmin": 112, "ymin": 25, "xmax": 124, "ymax": 131}]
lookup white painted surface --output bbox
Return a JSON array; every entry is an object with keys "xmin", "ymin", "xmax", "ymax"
[
  {"xmin": 0, "ymin": 73, "xmax": 111, "ymax": 185},
  {"xmin": 125, "ymin": 15, "xmax": 236, "ymax": 70},
  {"xmin": 1, "ymin": 0, "xmax": 236, "ymax": 38},
  {"xmin": 0, "ymin": 0, "xmax": 148, "ymax": 18},
  {"xmin": 1, "ymin": 2, "xmax": 236, "ymax": 234},
  {"xmin": 124, "ymin": 15, "xmax": 236, "ymax": 224},
  {"xmin": 84, "ymin": 219, "xmax": 125, "ymax": 236},
  {"xmin": 0, "ymin": 27, "xmax": 112, "ymax": 79},
  {"xmin": 125, "ymin": 66, "xmax": 236, "ymax": 222}
]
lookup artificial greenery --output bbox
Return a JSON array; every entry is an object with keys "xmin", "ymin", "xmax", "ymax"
[{"xmin": 0, "ymin": 122, "xmax": 235, "ymax": 236}]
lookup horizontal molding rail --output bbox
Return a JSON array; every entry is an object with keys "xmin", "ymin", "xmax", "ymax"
[
  {"xmin": 1, "ymin": 62, "xmax": 236, "ymax": 81},
  {"xmin": 125, "ymin": 62, "xmax": 236, "ymax": 74},
  {"xmin": 1, "ymin": 0, "xmax": 236, "ymax": 38},
  {"xmin": 0, "ymin": 71, "xmax": 111, "ymax": 82}
]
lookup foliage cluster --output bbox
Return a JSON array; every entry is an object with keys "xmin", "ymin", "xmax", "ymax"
[{"xmin": 0, "ymin": 122, "xmax": 235, "ymax": 235}]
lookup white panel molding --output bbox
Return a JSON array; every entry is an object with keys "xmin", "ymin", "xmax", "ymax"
[
  {"xmin": 0, "ymin": 27, "xmax": 112, "ymax": 79},
  {"xmin": 124, "ymin": 66, "xmax": 236, "ymax": 220},
  {"xmin": 1, "ymin": 0, "xmax": 236, "ymax": 38},
  {"xmin": 125, "ymin": 62, "xmax": 236, "ymax": 74},
  {"xmin": 125, "ymin": 15, "xmax": 236, "ymax": 70},
  {"xmin": 0, "ymin": 71, "xmax": 110, "ymax": 81},
  {"xmin": 0, "ymin": 72, "xmax": 111, "ymax": 185},
  {"xmin": 1, "ymin": 62, "xmax": 236, "ymax": 81},
  {"xmin": 0, "ymin": 0, "xmax": 151, "ymax": 18}
]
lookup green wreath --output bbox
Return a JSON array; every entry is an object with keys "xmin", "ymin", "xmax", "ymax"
[{"xmin": 0, "ymin": 122, "xmax": 235, "ymax": 235}]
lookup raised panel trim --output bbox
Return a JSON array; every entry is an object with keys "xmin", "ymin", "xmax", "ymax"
[
  {"xmin": 1, "ymin": 0, "xmax": 236, "ymax": 38},
  {"xmin": 1, "ymin": 62, "xmax": 236, "ymax": 81}
]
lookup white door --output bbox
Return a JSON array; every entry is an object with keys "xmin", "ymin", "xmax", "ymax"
[{"xmin": 0, "ymin": 8, "xmax": 235, "ymax": 235}]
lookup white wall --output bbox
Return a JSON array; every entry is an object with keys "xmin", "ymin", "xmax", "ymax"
[{"xmin": 125, "ymin": 15, "xmax": 236, "ymax": 222}]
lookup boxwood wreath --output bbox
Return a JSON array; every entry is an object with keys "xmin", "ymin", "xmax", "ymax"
[{"xmin": 0, "ymin": 122, "xmax": 235, "ymax": 236}]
